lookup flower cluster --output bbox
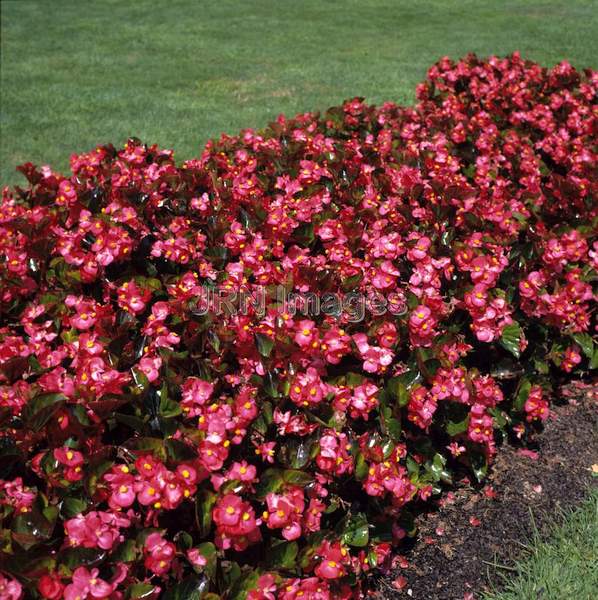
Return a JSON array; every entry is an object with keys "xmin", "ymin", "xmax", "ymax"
[
  {"xmin": 0, "ymin": 54, "xmax": 596, "ymax": 598},
  {"xmin": 102, "ymin": 455, "xmax": 199, "ymax": 512},
  {"xmin": 64, "ymin": 510, "xmax": 131, "ymax": 550}
]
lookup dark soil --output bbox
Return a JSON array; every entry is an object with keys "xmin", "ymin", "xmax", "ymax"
[{"xmin": 374, "ymin": 381, "xmax": 598, "ymax": 600}]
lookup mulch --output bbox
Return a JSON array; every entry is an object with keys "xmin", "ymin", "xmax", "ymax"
[{"xmin": 373, "ymin": 380, "xmax": 597, "ymax": 600}]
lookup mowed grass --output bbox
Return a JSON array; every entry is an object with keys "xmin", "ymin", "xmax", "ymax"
[
  {"xmin": 485, "ymin": 489, "xmax": 598, "ymax": 600},
  {"xmin": 1, "ymin": 0, "xmax": 597, "ymax": 187}
]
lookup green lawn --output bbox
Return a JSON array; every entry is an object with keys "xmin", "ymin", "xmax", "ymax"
[
  {"xmin": 1, "ymin": 0, "xmax": 597, "ymax": 187},
  {"xmin": 485, "ymin": 489, "xmax": 598, "ymax": 600}
]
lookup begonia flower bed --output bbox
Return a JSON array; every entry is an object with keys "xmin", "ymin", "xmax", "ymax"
[{"xmin": 0, "ymin": 53, "xmax": 596, "ymax": 599}]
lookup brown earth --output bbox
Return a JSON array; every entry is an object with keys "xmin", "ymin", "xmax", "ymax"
[{"xmin": 373, "ymin": 380, "xmax": 597, "ymax": 600}]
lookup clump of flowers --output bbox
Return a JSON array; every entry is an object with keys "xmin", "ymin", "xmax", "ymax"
[{"xmin": 0, "ymin": 54, "xmax": 596, "ymax": 598}]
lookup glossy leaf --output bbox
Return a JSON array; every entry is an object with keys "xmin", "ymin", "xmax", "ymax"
[
  {"xmin": 515, "ymin": 377, "xmax": 532, "ymax": 411},
  {"xmin": 267, "ymin": 539, "xmax": 299, "ymax": 569},
  {"xmin": 162, "ymin": 576, "xmax": 209, "ymax": 600},
  {"xmin": 255, "ymin": 333, "xmax": 274, "ymax": 357},
  {"xmin": 339, "ymin": 512, "xmax": 369, "ymax": 547},
  {"xmin": 195, "ymin": 490, "xmax": 217, "ymax": 538},
  {"xmin": 499, "ymin": 322, "xmax": 522, "ymax": 359},
  {"xmin": 572, "ymin": 332, "xmax": 594, "ymax": 359}
]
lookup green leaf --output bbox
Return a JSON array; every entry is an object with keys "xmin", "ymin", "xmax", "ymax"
[
  {"xmin": 204, "ymin": 246, "xmax": 229, "ymax": 266},
  {"xmin": 406, "ymin": 291, "xmax": 420, "ymax": 310},
  {"xmin": 533, "ymin": 358, "xmax": 549, "ymax": 375},
  {"xmin": 251, "ymin": 414, "xmax": 268, "ymax": 436},
  {"xmin": 386, "ymin": 368, "xmax": 422, "ymax": 407},
  {"xmin": 229, "ymin": 570, "xmax": 261, "ymax": 600},
  {"xmin": 111, "ymin": 539, "xmax": 137, "ymax": 563},
  {"xmin": 162, "ymin": 576, "xmax": 209, "ymax": 600},
  {"xmin": 159, "ymin": 387, "xmax": 182, "ymax": 418},
  {"xmin": 138, "ymin": 276, "xmax": 163, "ymax": 292},
  {"xmin": 267, "ymin": 539, "xmax": 298, "ymax": 569},
  {"xmin": 421, "ymin": 358, "xmax": 441, "ymax": 379},
  {"xmin": 514, "ymin": 377, "xmax": 532, "ymax": 411},
  {"xmin": 380, "ymin": 403, "xmax": 402, "ymax": 441},
  {"xmin": 395, "ymin": 369, "xmax": 422, "ymax": 390},
  {"xmin": 427, "ymin": 453, "xmax": 451, "ymax": 483},
  {"xmin": 446, "ymin": 416, "xmax": 469, "ymax": 436},
  {"xmin": 386, "ymin": 377, "xmax": 409, "ymax": 407},
  {"xmin": 354, "ymin": 452, "xmax": 368, "ymax": 481},
  {"xmin": 293, "ymin": 222, "xmax": 314, "ymax": 245},
  {"xmin": 254, "ymin": 468, "xmax": 284, "ymax": 499},
  {"xmin": 71, "ymin": 404, "xmax": 91, "ymax": 426},
  {"xmin": 207, "ymin": 329, "xmax": 221, "ymax": 353},
  {"xmin": 406, "ymin": 456, "xmax": 420, "ymax": 479},
  {"xmin": 340, "ymin": 513, "xmax": 369, "ymax": 547},
  {"xmin": 128, "ymin": 583, "xmax": 160, "ymax": 599},
  {"xmin": 12, "ymin": 502, "xmax": 58, "ymax": 550},
  {"xmin": 174, "ymin": 531, "xmax": 193, "ymax": 550},
  {"xmin": 263, "ymin": 372, "xmax": 279, "ymax": 398},
  {"xmin": 488, "ymin": 407, "xmax": 508, "ymax": 428},
  {"xmin": 61, "ymin": 497, "xmax": 88, "ymax": 518},
  {"xmin": 499, "ymin": 322, "xmax": 522, "ymax": 358},
  {"xmin": 131, "ymin": 368, "xmax": 150, "ymax": 393},
  {"xmin": 470, "ymin": 452, "xmax": 488, "ymax": 482},
  {"xmin": 85, "ymin": 458, "xmax": 113, "ymax": 496},
  {"xmin": 59, "ymin": 547, "xmax": 106, "ymax": 570},
  {"xmin": 255, "ymin": 333, "xmax": 274, "ymax": 357},
  {"xmin": 195, "ymin": 490, "xmax": 217, "ymax": 538},
  {"xmin": 194, "ymin": 542, "xmax": 217, "ymax": 579},
  {"xmin": 220, "ymin": 560, "xmax": 242, "ymax": 591},
  {"xmin": 123, "ymin": 437, "xmax": 167, "ymax": 460},
  {"xmin": 572, "ymin": 333, "xmax": 594, "ymax": 359},
  {"xmin": 282, "ymin": 469, "xmax": 314, "ymax": 486},
  {"xmin": 238, "ymin": 208, "xmax": 253, "ymax": 230},
  {"xmin": 590, "ymin": 348, "xmax": 598, "ymax": 370},
  {"xmin": 381, "ymin": 438, "xmax": 395, "ymax": 459},
  {"xmin": 346, "ymin": 372, "xmax": 364, "ymax": 387},
  {"xmin": 280, "ymin": 438, "xmax": 314, "ymax": 470},
  {"xmin": 342, "ymin": 273, "xmax": 363, "ymax": 291},
  {"xmin": 220, "ymin": 479, "xmax": 243, "ymax": 495},
  {"xmin": 165, "ymin": 439, "xmax": 197, "ymax": 461}
]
